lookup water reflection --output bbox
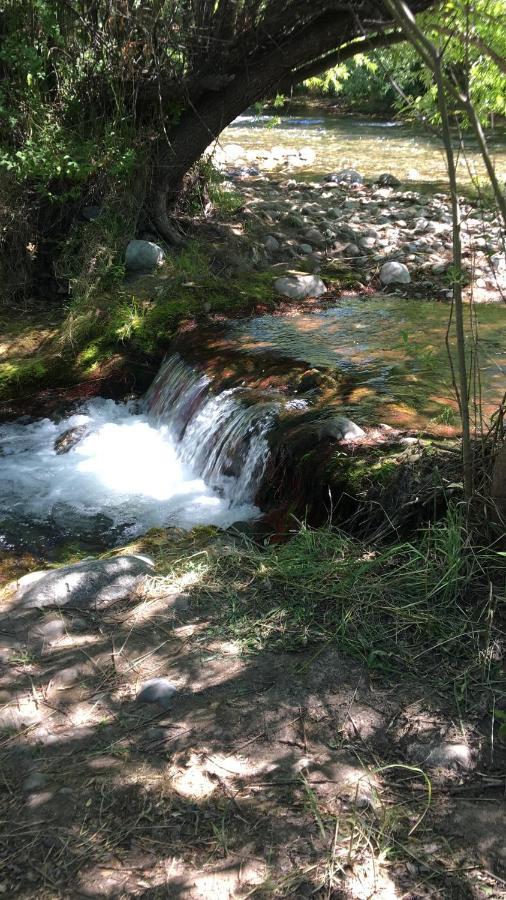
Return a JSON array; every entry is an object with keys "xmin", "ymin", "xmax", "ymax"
[{"xmin": 227, "ymin": 297, "xmax": 506, "ymax": 430}]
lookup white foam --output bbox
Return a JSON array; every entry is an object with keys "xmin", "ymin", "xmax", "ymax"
[{"xmin": 0, "ymin": 398, "xmax": 258, "ymax": 540}]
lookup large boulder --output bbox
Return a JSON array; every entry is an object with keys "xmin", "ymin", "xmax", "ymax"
[
  {"xmin": 125, "ymin": 240, "xmax": 165, "ymax": 273},
  {"xmin": 273, "ymin": 273, "xmax": 327, "ymax": 300},
  {"xmin": 16, "ymin": 555, "xmax": 154, "ymax": 609},
  {"xmin": 379, "ymin": 261, "xmax": 411, "ymax": 285}
]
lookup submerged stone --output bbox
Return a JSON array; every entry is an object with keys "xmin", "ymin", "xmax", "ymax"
[{"xmin": 16, "ymin": 555, "xmax": 154, "ymax": 609}]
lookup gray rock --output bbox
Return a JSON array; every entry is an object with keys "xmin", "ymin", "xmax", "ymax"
[
  {"xmin": 303, "ymin": 227, "xmax": 325, "ymax": 247},
  {"xmin": 263, "ymin": 235, "xmax": 280, "ymax": 253},
  {"xmin": 28, "ymin": 617, "xmax": 66, "ymax": 645},
  {"xmin": 325, "ymin": 169, "xmax": 363, "ymax": 185},
  {"xmin": 376, "ymin": 173, "xmax": 401, "ymax": 187},
  {"xmin": 137, "ymin": 678, "xmax": 177, "ymax": 706},
  {"xmin": 16, "ymin": 555, "xmax": 154, "ymax": 609},
  {"xmin": 81, "ymin": 205, "xmax": 102, "ymax": 222},
  {"xmin": 491, "ymin": 252, "xmax": 505, "ymax": 273},
  {"xmin": 125, "ymin": 240, "xmax": 165, "ymax": 273},
  {"xmin": 273, "ymin": 274, "xmax": 327, "ymax": 300},
  {"xmin": 299, "ymin": 243, "xmax": 314, "ymax": 254},
  {"xmin": 334, "ymin": 224, "xmax": 359, "ymax": 243},
  {"xmin": 343, "ymin": 243, "xmax": 360, "ymax": 258},
  {"xmin": 380, "ymin": 261, "xmax": 411, "ymax": 285},
  {"xmin": 359, "ymin": 236, "xmax": 376, "ymax": 251},
  {"xmin": 54, "ymin": 424, "xmax": 89, "ymax": 455}
]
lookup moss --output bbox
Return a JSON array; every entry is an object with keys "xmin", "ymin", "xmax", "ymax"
[
  {"xmin": 0, "ymin": 357, "xmax": 50, "ymax": 399},
  {"xmin": 1, "ymin": 237, "xmax": 276, "ymax": 404}
]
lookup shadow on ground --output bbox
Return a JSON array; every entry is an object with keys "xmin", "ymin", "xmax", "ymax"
[{"xmin": 0, "ymin": 540, "xmax": 504, "ymax": 899}]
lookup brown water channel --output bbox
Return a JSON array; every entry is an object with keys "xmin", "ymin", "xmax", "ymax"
[
  {"xmin": 222, "ymin": 111, "xmax": 506, "ymax": 187},
  {"xmin": 224, "ymin": 296, "xmax": 506, "ymax": 432}
]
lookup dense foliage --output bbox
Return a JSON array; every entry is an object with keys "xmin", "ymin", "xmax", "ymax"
[{"xmin": 303, "ymin": 0, "xmax": 506, "ymax": 122}]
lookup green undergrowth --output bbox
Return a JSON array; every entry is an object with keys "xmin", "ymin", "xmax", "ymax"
[
  {"xmin": 0, "ymin": 237, "xmax": 275, "ymax": 401},
  {"xmin": 129, "ymin": 507, "xmax": 504, "ymax": 694},
  {"xmin": 62, "ymin": 240, "xmax": 275, "ymax": 363}
]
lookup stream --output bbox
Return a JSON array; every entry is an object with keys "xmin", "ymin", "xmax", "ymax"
[
  {"xmin": 1, "ymin": 113, "xmax": 506, "ymax": 556},
  {"xmin": 223, "ymin": 110, "xmax": 506, "ymax": 186}
]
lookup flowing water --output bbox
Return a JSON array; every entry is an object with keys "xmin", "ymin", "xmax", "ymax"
[
  {"xmin": 0, "ymin": 356, "xmax": 278, "ymax": 554},
  {"xmin": 223, "ymin": 111, "xmax": 506, "ymax": 186},
  {"xmin": 226, "ymin": 297, "xmax": 506, "ymax": 430},
  {"xmin": 2, "ymin": 114, "xmax": 506, "ymax": 553}
]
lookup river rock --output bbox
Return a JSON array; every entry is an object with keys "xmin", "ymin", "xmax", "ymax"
[
  {"xmin": 222, "ymin": 142, "xmax": 244, "ymax": 162},
  {"xmin": 325, "ymin": 169, "xmax": 363, "ymax": 185},
  {"xmin": 303, "ymin": 227, "xmax": 325, "ymax": 247},
  {"xmin": 16, "ymin": 555, "xmax": 154, "ymax": 609},
  {"xmin": 380, "ymin": 261, "xmax": 411, "ymax": 285},
  {"xmin": 227, "ymin": 165, "xmax": 259, "ymax": 178},
  {"xmin": 319, "ymin": 416, "xmax": 365, "ymax": 441},
  {"xmin": 299, "ymin": 146, "xmax": 316, "ymax": 163},
  {"xmin": 263, "ymin": 235, "xmax": 280, "ymax": 252},
  {"xmin": 137, "ymin": 678, "xmax": 178, "ymax": 706},
  {"xmin": 125, "ymin": 240, "xmax": 165, "ymax": 273},
  {"xmin": 273, "ymin": 273, "xmax": 327, "ymax": 300},
  {"xmin": 376, "ymin": 173, "xmax": 401, "ymax": 186},
  {"xmin": 54, "ymin": 424, "xmax": 89, "ymax": 455}
]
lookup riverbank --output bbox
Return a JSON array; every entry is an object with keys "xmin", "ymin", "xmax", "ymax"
[
  {"xmin": 2, "ymin": 159, "xmax": 505, "ymax": 420},
  {"xmin": 1, "ymin": 520, "xmax": 504, "ymax": 898},
  {"xmin": 1, "ymin": 155, "xmax": 505, "ymax": 898}
]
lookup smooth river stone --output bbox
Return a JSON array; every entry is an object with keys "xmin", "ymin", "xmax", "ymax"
[
  {"xmin": 16, "ymin": 555, "xmax": 154, "ymax": 609},
  {"xmin": 273, "ymin": 273, "xmax": 327, "ymax": 300}
]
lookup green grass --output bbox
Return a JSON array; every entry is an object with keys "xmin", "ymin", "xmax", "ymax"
[{"xmin": 136, "ymin": 507, "xmax": 504, "ymax": 689}]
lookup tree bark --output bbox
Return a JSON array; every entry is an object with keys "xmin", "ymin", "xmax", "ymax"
[{"xmin": 146, "ymin": 1, "xmax": 436, "ymax": 243}]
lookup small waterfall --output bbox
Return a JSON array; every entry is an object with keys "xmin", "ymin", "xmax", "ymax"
[
  {"xmin": 146, "ymin": 353, "xmax": 279, "ymax": 504},
  {"xmin": 0, "ymin": 353, "xmax": 280, "ymax": 551}
]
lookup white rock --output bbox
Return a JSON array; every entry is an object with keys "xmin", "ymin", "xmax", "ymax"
[
  {"xmin": 273, "ymin": 274, "xmax": 327, "ymax": 300},
  {"xmin": 380, "ymin": 261, "xmax": 411, "ymax": 285}
]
